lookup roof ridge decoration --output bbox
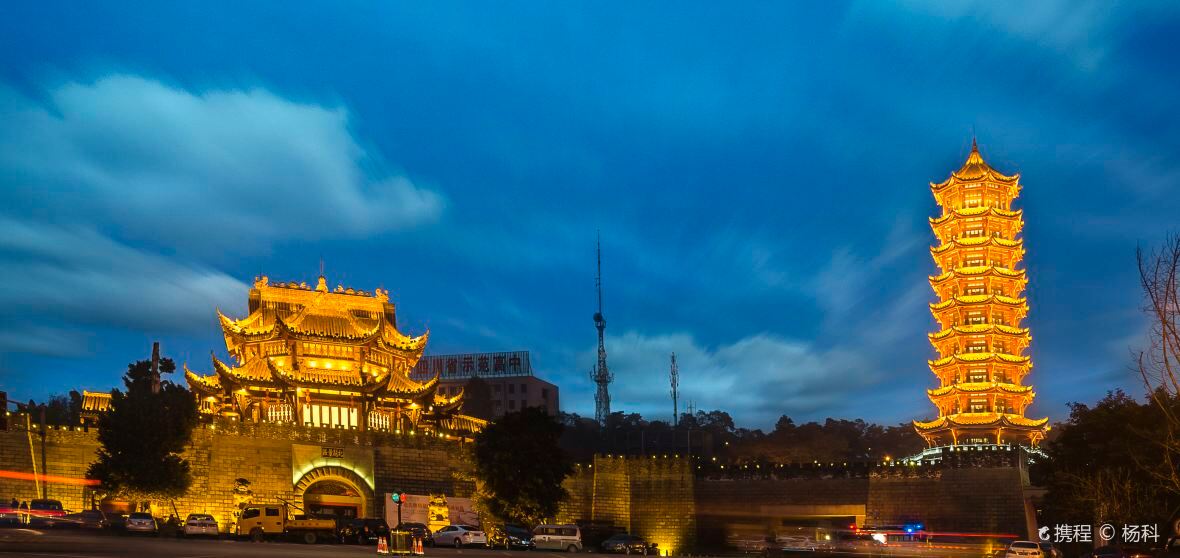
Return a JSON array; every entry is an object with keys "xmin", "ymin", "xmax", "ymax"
[{"xmin": 931, "ymin": 142, "xmax": 1020, "ymax": 190}]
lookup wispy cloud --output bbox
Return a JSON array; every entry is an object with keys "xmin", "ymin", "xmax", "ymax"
[{"xmin": 0, "ymin": 76, "xmax": 443, "ymax": 255}]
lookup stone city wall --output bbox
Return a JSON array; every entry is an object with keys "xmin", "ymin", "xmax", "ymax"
[
  {"xmin": 0, "ymin": 415, "xmax": 472, "ymax": 532},
  {"xmin": 559, "ymin": 454, "xmax": 1034, "ymax": 553},
  {"xmin": 557, "ymin": 455, "xmax": 696, "ymax": 554}
]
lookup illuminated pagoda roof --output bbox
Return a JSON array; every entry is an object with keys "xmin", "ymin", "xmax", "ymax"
[
  {"xmin": 913, "ymin": 413, "xmax": 1048, "ymax": 431},
  {"xmin": 929, "ymin": 265, "xmax": 1027, "ymax": 286},
  {"xmin": 915, "ymin": 140, "xmax": 1047, "ymax": 450},
  {"xmin": 927, "ymin": 382, "xmax": 1034, "ymax": 397},
  {"xmin": 930, "ymin": 140, "xmax": 1020, "ymax": 191},
  {"xmin": 184, "ymin": 274, "xmax": 479, "ymax": 433},
  {"xmin": 928, "ymin": 323, "xmax": 1030, "ymax": 341},
  {"xmin": 930, "ymin": 293, "xmax": 1026, "ymax": 311},
  {"xmin": 929, "ymin": 206, "xmax": 1022, "ymax": 227},
  {"xmin": 929, "ymin": 352, "xmax": 1031, "ymax": 369},
  {"xmin": 929, "ymin": 235, "xmax": 1023, "ymax": 255}
]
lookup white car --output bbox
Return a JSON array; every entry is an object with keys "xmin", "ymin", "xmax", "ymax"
[
  {"xmin": 1005, "ymin": 540, "xmax": 1044, "ymax": 557},
  {"xmin": 124, "ymin": 512, "xmax": 157, "ymax": 534},
  {"xmin": 183, "ymin": 513, "xmax": 219, "ymax": 537},
  {"xmin": 533, "ymin": 524, "xmax": 583, "ymax": 552},
  {"xmin": 433, "ymin": 524, "xmax": 488, "ymax": 548}
]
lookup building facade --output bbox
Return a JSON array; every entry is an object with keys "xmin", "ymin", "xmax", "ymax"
[
  {"xmin": 913, "ymin": 142, "xmax": 1049, "ymax": 447},
  {"xmin": 411, "ymin": 351, "xmax": 559, "ymax": 417},
  {"xmin": 184, "ymin": 275, "xmax": 484, "ymax": 436}
]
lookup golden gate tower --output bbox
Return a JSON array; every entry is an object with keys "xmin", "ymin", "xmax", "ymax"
[{"xmin": 913, "ymin": 140, "xmax": 1048, "ymax": 447}]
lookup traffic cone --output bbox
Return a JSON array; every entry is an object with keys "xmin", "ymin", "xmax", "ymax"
[
  {"xmin": 377, "ymin": 535, "xmax": 388, "ymax": 555},
  {"xmin": 415, "ymin": 536, "xmax": 424, "ymax": 555}
]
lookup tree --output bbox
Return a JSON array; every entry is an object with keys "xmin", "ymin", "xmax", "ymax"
[
  {"xmin": 32, "ymin": 391, "xmax": 82, "ymax": 425},
  {"xmin": 87, "ymin": 356, "xmax": 198, "ymax": 502},
  {"xmin": 1137, "ymin": 234, "xmax": 1180, "ymax": 497},
  {"xmin": 470, "ymin": 406, "xmax": 573, "ymax": 526},
  {"xmin": 461, "ymin": 377, "xmax": 494, "ymax": 420},
  {"xmin": 1034, "ymin": 390, "xmax": 1178, "ymax": 543}
]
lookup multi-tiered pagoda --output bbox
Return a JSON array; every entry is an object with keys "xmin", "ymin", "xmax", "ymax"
[
  {"xmin": 913, "ymin": 141, "xmax": 1048, "ymax": 447},
  {"xmin": 184, "ymin": 275, "xmax": 485, "ymax": 436}
]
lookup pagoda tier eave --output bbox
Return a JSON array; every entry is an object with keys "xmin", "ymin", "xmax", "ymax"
[
  {"xmin": 929, "ymin": 265, "xmax": 1027, "ymax": 285},
  {"xmin": 929, "ymin": 206, "xmax": 1022, "ymax": 226},
  {"xmin": 930, "ymin": 293, "xmax": 1026, "ymax": 311},
  {"xmin": 929, "ymin": 352, "xmax": 1031, "ymax": 369},
  {"xmin": 930, "ymin": 235, "xmax": 1024, "ymax": 255},
  {"xmin": 929, "ymin": 323, "xmax": 1029, "ymax": 341},
  {"xmin": 913, "ymin": 413, "xmax": 1048, "ymax": 431},
  {"xmin": 927, "ymin": 382, "xmax": 1034, "ymax": 398}
]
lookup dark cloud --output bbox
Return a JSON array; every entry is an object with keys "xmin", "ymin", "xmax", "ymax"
[
  {"xmin": 0, "ymin": 2, "xmax": 1177, "ymax": 427},
  {"xmin": 0, "ymin": 76, "xmax": 443, "ymax": 255}
]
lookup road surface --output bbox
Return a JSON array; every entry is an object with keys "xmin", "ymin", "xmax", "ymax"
[{"xmin": 0, "ymin": 528, "xmax": 574, "ymax": 558}]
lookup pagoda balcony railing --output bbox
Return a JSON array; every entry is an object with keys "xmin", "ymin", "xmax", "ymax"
[{"xmin": 368, "ymin": 410, "xmax": 392, "ymax": 432}]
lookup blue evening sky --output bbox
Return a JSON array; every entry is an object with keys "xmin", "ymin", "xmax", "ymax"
[{"xmin": 1, "ymin": 2, "xmax": 1178, "ymax": 428}]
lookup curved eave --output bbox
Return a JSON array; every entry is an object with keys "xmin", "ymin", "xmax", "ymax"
[
  {"xmin": 929, "ymin": 324, "xmax": 1030, "ymax": 340},
  {"xmin": 930, "ymin": 170, "xmax": 1020, "ymax": 191},
  {"xmin": 184, "ymin": 364, "xmax": 223, "ymax": 395},
  {"xmin": 914, "ymin": 414, "xmax": 1047, "ymax": 430},
  {"xmin": 930, "ymin": 294, "xmax": 1027, "ymax": 311},
  {"xmin": 927, "ymin": 382, "xmax": 1035, "ymax": 397},
  {"xmin": 267, "ymin": 359, "xmax": 369, "ymax": 389},
  {"xmin": 929, "ymin": 352, "xmax": 1032, "ymax": 368},
  {"xmin": 929, "ymin": 265, "xmax": 1027, "ymax": 284},
  {"xmin": 273, "ymin": 314, "xmax": 383, "ymax": 343},
  {"xmin": 930, "ymin": 236, "xmax": 1023, "ymax": 255},
  {"xmin": 378, "ymin": 327, "xmax": 429, "ymax": 354},
  {"xmin": 929, "ymin": 206, "xmax": 1022, "ymax": 226},
  {"xmin": 212, "ymin": 354, "xmax": 282, "ymax": 388}
]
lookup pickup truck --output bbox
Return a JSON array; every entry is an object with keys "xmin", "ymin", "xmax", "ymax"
[{"xmin": 235, "ymin": 504, "xmax": 336, "ymax": 544}]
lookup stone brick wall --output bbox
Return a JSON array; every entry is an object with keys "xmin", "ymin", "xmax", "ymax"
[
  {"xmin": 559, "ymin": 456, "xmax": 1033, "ymax": 554},
  {"xmin": 557, "ymin": 456, "xmax": 696, "ymax": 554},
  {"xmin": 0, "ymin": 422, "xmax": 101, "ymax": 512},
  {"xmin": 0, "ymin": 415, "xmax": 471, "ymax": 532},
  {"xmin": 866, "ymin": 467, "xmax": 1029, "ymax": 535}
]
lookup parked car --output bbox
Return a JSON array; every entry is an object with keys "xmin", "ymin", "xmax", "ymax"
[
  {"xmin": 1159, "ymin": 536, "xmax": 1180, "ymax": 557},
  {"xmin": 1038, "ymin": 541, "xmax": 1062, "ymax": 558},
  {"xmin": 433, "ymin": 524, "xmax": 487, "ymax": 548},
  {"xmin": 63, "ymin": 509, "xmax": 109, "ymax": 530},
  {"xmin": 727, "ymin": 533, "xmax": 772, "ymax": 555},
  {"xmin": 601, "ymin": 533, "xmax": 651, "ymax": 554},
  {"xmin": 395, "ymin": 522, "xmax": 434, "ymax": 546},
  {"xmin": 779, "ymin": 536, "xmax": 826, "ymax": 552},
  {"xmin": 1082, "ymin": 545, "xmax": 1155, "ymax": 558},
  {"xmin": 339, "ymin": 518, "xmax": 390, "ymax": 545},
  {"xmin": 26, "ymin": 499, "xmax": 66, "ymax": 528},
  {"xmin": 182, "ymin": 513, "xmax": 218, "ymax": 537},
  {"xmin": 489, "ymin": 524, "xmax": 535, "ymax": 550},
  {"xmin": 533, "ymin": 524, "xmax": 582, "ymax": 553},
  {"xmin": 124, "ymin": 512, "xmax": 158, "ymax": 535},
  {"xmin": 1005, "ymin": 541, "xmax": 1044, "ymax": 557}
]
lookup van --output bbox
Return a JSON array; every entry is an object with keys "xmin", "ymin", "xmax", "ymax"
[{"xmin": 533, "ymin": 524, "xmax": 582, "ymax": 552}]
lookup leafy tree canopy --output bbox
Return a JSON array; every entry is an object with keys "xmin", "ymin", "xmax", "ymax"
[
  {"xmin": 1034, "ymin": 389, "xmax": 1180, "ymax": 533},
  {"xmin": 461, "ymin": 377, "xmax": 494, "ymax": 421},
  {"xmin": 471, "ymin": 406, "xmax": 573, "ymax": 527},
  {"xmin": 87, "ymin": 356, "xmax": 198, "ymax": 501}
]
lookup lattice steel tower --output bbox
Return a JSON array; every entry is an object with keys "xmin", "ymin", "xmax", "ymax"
[
  {"xmin": 669, "ymin": 352, "xmax": 680, "ymax": 427},
  {"xmin": 591, "ymin": 235, "xmax": 613, "ymax": 424}
]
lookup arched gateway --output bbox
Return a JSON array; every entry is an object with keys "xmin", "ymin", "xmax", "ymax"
[{"xmin": 293, "ymin": 466, "xmax": 375, "ymax": 519}]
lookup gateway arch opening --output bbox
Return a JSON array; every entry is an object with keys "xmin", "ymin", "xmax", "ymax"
[{"xmin": 303, "ymin": 479, "xmax": 364, "ymax": 519}]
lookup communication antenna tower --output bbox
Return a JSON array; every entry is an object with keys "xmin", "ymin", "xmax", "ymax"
[
  {"xmin": 591, "ymin": 233, "xmax": 613, "ymax": 424},
  {"xmin": 669, "ymin": 352, "xmax": 680, "ymax": 427}
]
